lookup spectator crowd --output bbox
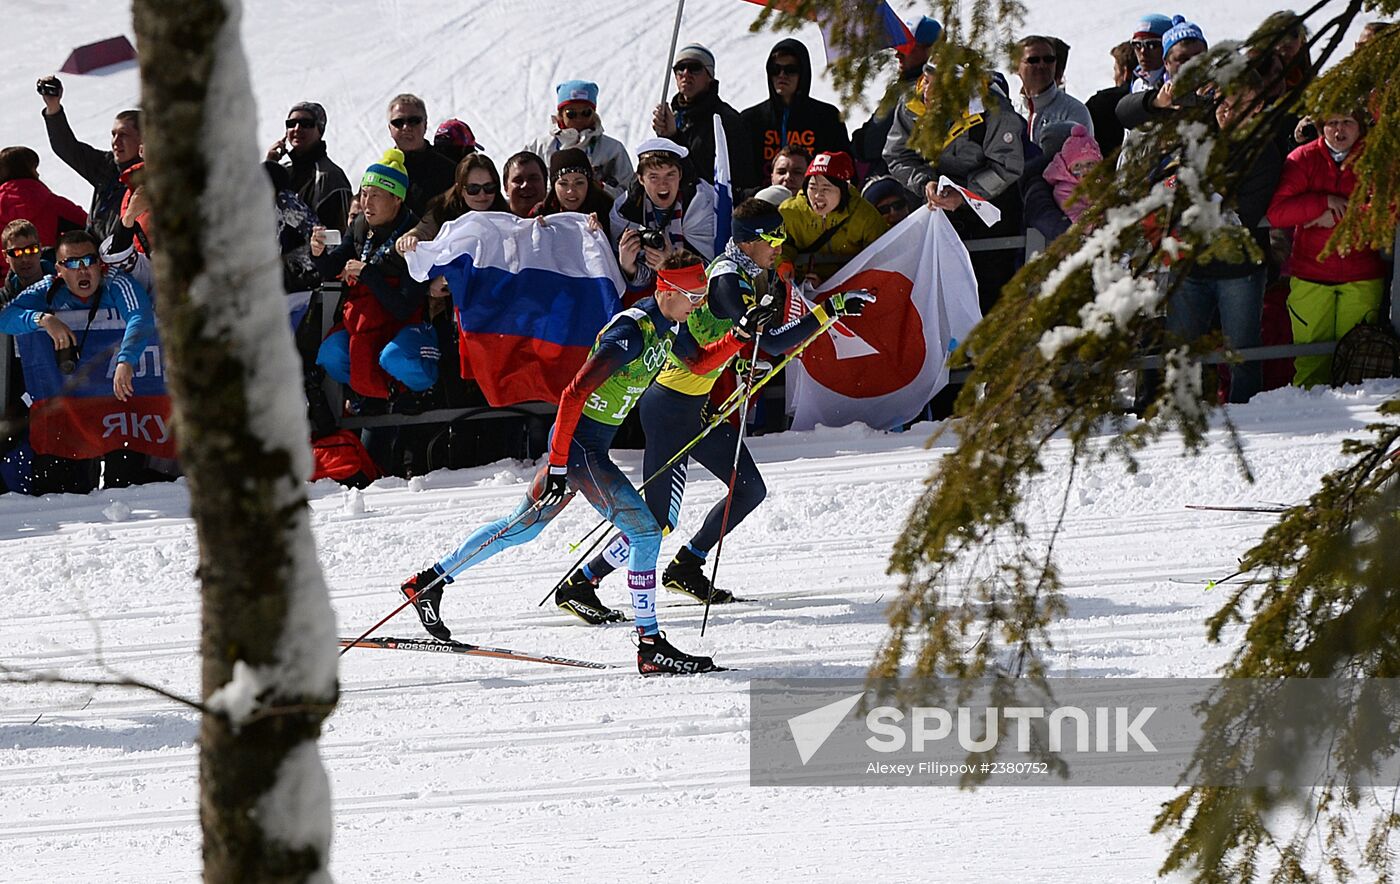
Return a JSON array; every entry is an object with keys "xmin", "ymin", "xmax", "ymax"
[{"xmin": 0, "ymin": 10, "xmax": 1394, "ymax": 495}]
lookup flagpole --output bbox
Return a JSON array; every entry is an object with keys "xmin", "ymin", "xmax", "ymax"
[{"xmin": 660, "ymin": 0, "xmax": 687, "ymax": 104}]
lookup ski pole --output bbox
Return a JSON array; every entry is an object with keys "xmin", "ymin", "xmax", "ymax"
[
  {"xmin": 535, "ymin": 519, "xmax": 613, "ymax": 607},
  {"xmin": 702, "ymin": 327, "xmax": 764, "ymax": 636},
  {"xmin": 341, "ymin": 496, "xmax": 561, "ymax": 656}
]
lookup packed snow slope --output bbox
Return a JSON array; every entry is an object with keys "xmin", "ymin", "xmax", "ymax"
[
  {"xmin": 1, "ymin": 383, "xmax": 1396, "ymax": 881},
  {"xmin": 7, "ymin": 0, "xmax": 1378, "ymax": 205}
]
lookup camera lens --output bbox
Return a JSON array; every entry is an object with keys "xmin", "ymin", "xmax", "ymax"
[{"xmin": 56, "ymin": 345, "xmax": 78, "ymax": 375}]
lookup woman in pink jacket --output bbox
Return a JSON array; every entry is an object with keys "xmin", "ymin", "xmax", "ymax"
[{"xmin": 1266, "ymin": 108, "xmax": 1387, "ymax": 387}]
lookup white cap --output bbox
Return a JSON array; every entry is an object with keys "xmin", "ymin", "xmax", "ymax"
[
  {"xmin": 634, "ymin": 137, "xmax": 689, "ymax": 159},
  {"xmin": 754, "ymin": 184, "xmax": 793, "ymax": 207}
]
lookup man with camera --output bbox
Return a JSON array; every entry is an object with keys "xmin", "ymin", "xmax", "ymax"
[
  {"xmin": 36, "ymin": 76, "xmax": 143, "ymax": 243},
  {"xmin": 609, "ymin": 138, "xmax": 717, "ymax": 298},
  {"xmin": 0, "ymin": 230, "xmax": 154, "ymax": 403}
]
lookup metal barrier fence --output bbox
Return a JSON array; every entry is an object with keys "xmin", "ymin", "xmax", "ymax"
[{"xmin": 1, "ymin": 228, "xmax": 1395, "ymax": 461}]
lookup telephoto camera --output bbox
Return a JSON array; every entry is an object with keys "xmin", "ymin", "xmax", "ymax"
[
  {"xmin": 37, "ymin": 76, "xmax": 62, "ymax": 97},
  {"xmin": 638, "ymin": 226, "xmax": 667, "ymax": 251},
  {"xmin": 55, "ymin": 345, "xmax": 79, "ymax": 375}
]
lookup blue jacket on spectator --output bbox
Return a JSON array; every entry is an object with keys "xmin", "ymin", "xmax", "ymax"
[{"xmin": 0, "ymin": 270, "xmax": 155, "ymax": 366}]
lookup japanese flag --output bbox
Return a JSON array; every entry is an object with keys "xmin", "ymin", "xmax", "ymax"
[{"xmin": 788, "ymin": 208, "xmax": 982, "ymax": 431}]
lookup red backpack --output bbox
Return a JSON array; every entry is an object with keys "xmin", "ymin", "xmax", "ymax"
[{"xmin": 310, "ymin": 430, "xmax": 381, "ymax": 488}]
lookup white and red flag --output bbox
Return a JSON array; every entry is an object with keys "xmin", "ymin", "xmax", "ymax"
[{"xmin": 788, "ymin": 208, "xmax": 982, "ymax": 431}]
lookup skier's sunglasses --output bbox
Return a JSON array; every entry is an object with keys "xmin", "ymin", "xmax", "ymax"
[
  {"xmin": 658, "ymin": 281, "xmax": 708, "ymax": 305},
  {"xmin": 757, "ymin": 228, "xmax": 787, "ymax": 247},
  {"xmin": 4, "ymin": 244, "xmax": 41, "ymax": 258}
]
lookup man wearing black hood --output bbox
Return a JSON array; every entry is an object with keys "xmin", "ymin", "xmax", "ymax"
[
  {"xmin": 740, "ymin": 39, "xmax": 852, "ymax": 183},
  {"xmin": 652, "ymin": 44, "xmax": 759, "ymax": 191}
]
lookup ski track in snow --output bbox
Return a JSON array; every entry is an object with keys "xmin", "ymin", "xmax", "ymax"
[{"xmin": 2, "ymin": 381, "xmax": 1396, "ymax": 881}]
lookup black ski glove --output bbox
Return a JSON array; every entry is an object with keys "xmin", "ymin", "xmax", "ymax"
[
  {"xmin": 826, "ymin": 289, "xmax": 876, "ymax": 316},
  {"xmin": 539, "ymin": 464, "xmax": 568, "ymax": 507},
  {"xmin": 734, "ymin": 291, "xmax": 780, "ymax": 339}
]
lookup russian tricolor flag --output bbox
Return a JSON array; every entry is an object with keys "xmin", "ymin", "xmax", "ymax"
[{"xmin": 405, "ymin": 212, "xmax": 624, "ymax": 406}]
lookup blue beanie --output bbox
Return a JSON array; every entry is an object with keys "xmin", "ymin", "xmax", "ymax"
[
  {"xmin": 1162, "ymin": 15, "xmax": 1207, "ymax": 56},
  {"xmin": 1134, "ymin": 13, "xmax": 1173, "ymax": 39},
  {"xmin": 556, "ymin": 79, "xmax": 599, "ymax": 108},
  {"xmin": 732, "ymin": 209, "xmax": 785, "ymax": 243},
  {"xmin": 910, "ymin": 16, "xmax": 942, "ymax": 46}
]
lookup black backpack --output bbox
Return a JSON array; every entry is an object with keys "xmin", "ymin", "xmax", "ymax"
[{"xmin": 1331, "ymin": 321, "xmax": 1400, "ymax": 387}]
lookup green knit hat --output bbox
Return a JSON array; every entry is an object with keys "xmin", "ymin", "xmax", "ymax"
[{"xmin": 362, "ymin": 148, "xmax": 409, "ymax": 200}]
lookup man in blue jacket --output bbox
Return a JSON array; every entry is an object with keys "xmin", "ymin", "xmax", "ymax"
[{"xmin": 0, "ymin": 229, "xmax": 154, "ymax": 402}]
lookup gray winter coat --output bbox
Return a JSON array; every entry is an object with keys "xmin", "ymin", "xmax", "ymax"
[
  {"xmin": 1019, "ymin": 83, "xmax": 1094, "ymax": 147},
  {"xmin": 883, "ymin": 86, "xmax": 1026, "ymax": 201}
]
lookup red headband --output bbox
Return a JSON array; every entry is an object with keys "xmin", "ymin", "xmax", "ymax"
[{"xmin": 656, "ymin": 263, "xmax": 708, "ymax": 294}]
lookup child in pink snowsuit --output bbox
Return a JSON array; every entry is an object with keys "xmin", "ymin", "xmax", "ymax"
[{"xmin": 1043, "ymin": 124, "xmax": 1102, "ymax": 223}]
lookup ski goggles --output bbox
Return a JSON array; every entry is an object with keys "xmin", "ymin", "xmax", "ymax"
[{"xmin": 58, "ymin": 254, "xmax": 99, "ymax": 269}]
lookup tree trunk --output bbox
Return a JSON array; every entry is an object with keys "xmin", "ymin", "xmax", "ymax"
[{"xmin": 130, "ymin": 2, "xmax": 339, "ymax": 881}]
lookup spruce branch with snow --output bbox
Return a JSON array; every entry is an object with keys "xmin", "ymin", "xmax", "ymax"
[{"xmin": 769, "ymin": 1, "xmax": 1400, "ymax": 880}]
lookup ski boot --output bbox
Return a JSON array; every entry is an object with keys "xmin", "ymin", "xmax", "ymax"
[
  {"xmin": 661, "ymin": 547, "xmax": 736, "ymax": 604},
  {"xmin": 636, "ymin": 630, "xmax": 721, "ymax": 675},
  {"xmin": 555, "ymin": 570, "xmax": 626, "ymax": 625},
  {"xmin": 400, "ymin": 567, "xmax": 451, "ymax": 640}
]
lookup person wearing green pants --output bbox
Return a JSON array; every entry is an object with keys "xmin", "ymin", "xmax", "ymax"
[{"xmin": 1267, "ymin": 109, "xmax": 1388, "ymax": 387}]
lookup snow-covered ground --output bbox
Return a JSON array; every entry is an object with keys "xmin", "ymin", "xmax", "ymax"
[
  {"xmin": 2, "ymin": 381, "xmax": 1396, "ymax": 881},
  {"xmin": 2, "ymin": 0, "xmax": 1395, "ymax": 880}
]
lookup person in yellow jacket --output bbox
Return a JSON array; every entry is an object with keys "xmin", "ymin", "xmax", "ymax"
[{"xmin": 778, "ymin": 150, "xmax": 888, "ymax": 285}]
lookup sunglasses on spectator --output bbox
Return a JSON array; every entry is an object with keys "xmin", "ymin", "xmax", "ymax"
[
  {"xmin": 1024, "ymin": 54, "xmax": 1056, "ymax": 66},
  {"xmin": 758, "ymin": 229, "xmax": 787, "ymax": 247},
  {"xmin": 4, "ymin": 244, "xmax": 41, "ymax": 258},
  {"xmin": 285, "ymin": 117, "xmax": 317, "ymax": 130},
  {"xmin": 875, "ymin": 201, "xmax": 905, "ymax": 215},
  {"xmin": 562, "ymin": 107, "xmax": 594, "ymax": 120},
  {"xmin": 1132, "ymin": 40, "xmax": 1162, "ymax": 50},
  {"xmin": 767, "ymin": 63, "xmax": 802, "ymax": 77},
  {"xmin": 59, "ymin": 254, "xmax": 99, "ymax": 269},
  {"xmin": 461, "ymin": 183, "xmax": 497, "ymax": 196},
  {"xmin": 672, "ymin": 61, "xmax": 705, "ymax": 74},
  {"xmin": 390, "ymin": 115, "xmax": 425, "ymax": 129}
]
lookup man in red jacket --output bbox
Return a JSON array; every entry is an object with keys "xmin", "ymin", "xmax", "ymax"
[{"xmin": 1267, "ymin": 108, "xmax": 1388, "ymax": 387}]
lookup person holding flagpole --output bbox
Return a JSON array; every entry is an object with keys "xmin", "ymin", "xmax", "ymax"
[
  {"xmin": 556, "ymin": 199, "xmax": 873, "ymax": 616},
  {"xmin": 398, "ymin": 252, "xmax": 779, "ymax": 675}
]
